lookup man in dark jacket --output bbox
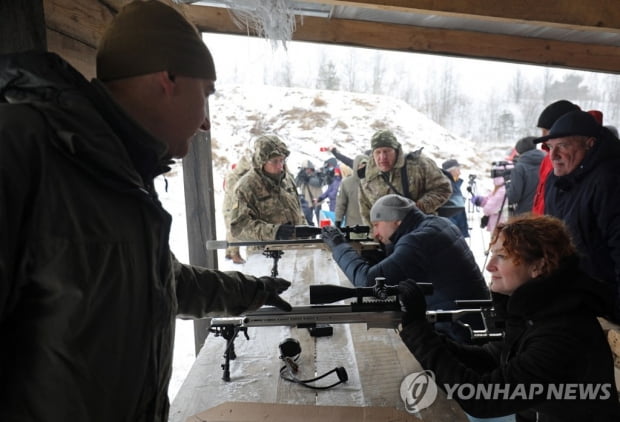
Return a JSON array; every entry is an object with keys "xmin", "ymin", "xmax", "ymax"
[
  {"xmin": 322, "ymin": 194, "xmax": 489, "ymax": 339},
  {"xmin": 0, "ymin": 2, "xmax": 291, "ymax": 422},
  {"xmin": 440, "ymin": 159, "xmax": 469, "ymax": 238},
  {"xmin": 535, "ymin": 110, "xmax": 620, "ymax": 323},
  {"xmin": 506, "ymin": 136, "xmax": 545, "ymax": 214}
]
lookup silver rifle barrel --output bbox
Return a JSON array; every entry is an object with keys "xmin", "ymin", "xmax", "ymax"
[
  {"xmin": 207, "ymin": 305, "xmax": 488, "ymax": 330},
  {"xmin": 208, "ymin": 305, "xmax": 401, "ymax": 329}
]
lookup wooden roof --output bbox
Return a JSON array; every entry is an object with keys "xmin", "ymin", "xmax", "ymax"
[{"xmin": 44, "ymin": 0, "xmax": 620, "ymax": 79}]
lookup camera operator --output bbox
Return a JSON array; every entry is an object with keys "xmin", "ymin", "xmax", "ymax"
[
  {"xmin": 506, "ymin": 136, "xmax": 545, "ymax": 215},
  {"xmin": 471, "ymin": 161, "xmax": 513, "ymax": 232}
]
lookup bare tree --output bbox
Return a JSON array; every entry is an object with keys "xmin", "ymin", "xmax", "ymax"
[
  {"xmin": 510, "ymin": 70, "xmax": 525, "ymax": 104},
  {"xmin": 371, "ymin": 52, "xmax": 386, "ymax": 95},
  {"xmin": 342, "ymin": 49, "xmax": 358, "ymax": 92}
]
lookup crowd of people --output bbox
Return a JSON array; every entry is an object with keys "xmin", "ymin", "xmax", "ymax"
[{"xmin": 2, "ymin": 1, "xmax": 619, "ymax": 421}]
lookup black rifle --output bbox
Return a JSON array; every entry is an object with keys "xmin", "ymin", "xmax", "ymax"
[
  {"xmin": 208, "ymin": 279, "xmax": 503, "ymax": 381},
  {"xmin": 206, "ymin": 225, "xmax": 382, "ymax": 276}
]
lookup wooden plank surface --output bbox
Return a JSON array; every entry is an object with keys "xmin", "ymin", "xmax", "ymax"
[{"xmin": 169, "ymin": 248, "xmax": 468, "ymax": 422}]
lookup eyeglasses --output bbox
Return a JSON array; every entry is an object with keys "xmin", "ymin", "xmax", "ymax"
[{"xmin": 266, "ymin": 157, "xmax": 287, "ymax": 167}]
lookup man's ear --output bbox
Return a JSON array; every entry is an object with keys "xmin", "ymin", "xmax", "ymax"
[
  {"xmin": 156, "ymin": 71, "xmax": 176, "ymax": 96},
  {"xmin": 586, "ymin": 136, "xmax": 597, "ymax": 149}
]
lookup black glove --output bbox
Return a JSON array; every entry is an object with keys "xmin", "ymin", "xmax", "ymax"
[
  {"xmin": 334, "ymin": 220, "xmax": 342, "ymax": 228},
  {"xmin": 275, "ymin": 224, "xmax": 295, "ymax": 240},
  {"xmin": 398, "ymin": 279, "xmax": 427, "ymax": 327},
  {"xmin": 258, "ymin": 276, "xmax": 293, "ymax": 312},
  {"xmin": 294, "ymin": 225, "xmax": 321, "ymax": 238},
  {"xmin": 321, "ymin": 225, "xmax": 346, "ymax": 250}
]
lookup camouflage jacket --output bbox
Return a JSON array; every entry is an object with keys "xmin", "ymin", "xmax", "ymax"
[
  {"xmin": 230, "ymin": 136, "xmax": 305, "ymax": 241},
  {"xmin": 359, "ymin": 147, "xmax": 451, "ymax": 224},
  {"xmin": 230, "ymin": 168, "xmax": 305, "ymax": 240}
]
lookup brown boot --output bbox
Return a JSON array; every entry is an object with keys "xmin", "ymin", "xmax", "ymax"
[{"xmin": 231, "ymin": 253, "xmax": 246, "ymax": 264}]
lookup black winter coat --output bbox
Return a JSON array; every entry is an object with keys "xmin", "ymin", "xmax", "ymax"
[
  {"xmin": 545, "ymin": 132, "xmax": 620, "ymax": 322},
  {"xmin": 0, "ymin": 52, "xmax": 275, "ymax": 422},
  {"xmin": 330, "ymin": 207, "xmax": 489, "ymax": 309},
  {"xmin": 400, "ymin": 257, "xmax": 620, "ymax": 421}
]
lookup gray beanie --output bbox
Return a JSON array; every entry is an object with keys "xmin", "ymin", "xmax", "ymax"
[{"xmin": 370, "ymin": 194, "xmax": 416, "ymax": 222}]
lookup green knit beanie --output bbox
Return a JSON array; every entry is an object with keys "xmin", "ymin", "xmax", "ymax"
[
  {"xmin": 371, "ymin": 130, "xmax": 401, "ymax": 150},
  {"xmin": 96, "ymin": 0, "xmax": 216, "ymax": 82}
]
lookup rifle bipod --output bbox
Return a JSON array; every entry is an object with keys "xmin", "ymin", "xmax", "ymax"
[
  {"xmin": 209, "ymin": 324, "xmax": 249, "ymax": 382},
  {"xmin": 263, "ymin": 249, "xmax": 284, "ymax": 277}
]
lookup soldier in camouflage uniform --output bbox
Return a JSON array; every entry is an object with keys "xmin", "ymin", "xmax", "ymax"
[
  {"xmin": 230, "ymin": 135, "xmax": 306, "ymax": 249},
  {"xmin": 223, "ymin": 152, "xmax": 252, "ymax": 264},
  {"xmin": 359, "ymin": 129, "xmax": 452, "ymax": 225}
]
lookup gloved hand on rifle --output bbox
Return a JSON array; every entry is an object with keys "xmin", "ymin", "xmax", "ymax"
[
  {"xmin": 275, "ymin": 223, "xmax": 295, "ymax": 240},
  {"xmin": 258, "ymin": 276, "xmax": 292, "ymax": 312},
  {"xmin": 398, "ymin": 279, "xmax": 427, "ymax": 327},
  {"xmin": 321, "ymin": 225, "xmax": 346, "ymax": 250}
]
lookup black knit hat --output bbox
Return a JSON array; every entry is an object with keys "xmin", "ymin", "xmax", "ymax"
[
  {"xmin": 536, "ymin": 100, "xmax": 580, "ymax": 130},
  {"xmin": 534, "ymin": 111, "xmax": 602, "ymax": 144}
]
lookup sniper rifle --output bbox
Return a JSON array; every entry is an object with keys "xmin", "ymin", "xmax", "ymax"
[
  {"xmin": 206, "ymin": 225, "xmax": 382, "ymax": 276},
  {"xmin": 208, "ymin": 278, "xmax": 503, "ymax": 381}
]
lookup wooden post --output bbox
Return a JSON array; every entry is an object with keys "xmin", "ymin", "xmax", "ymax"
[
  {"xmin": 182, "ymin": 128, "xmax": 219, "ymax": 355},
  {"xmin": 0, "ymin": 0, "xmax": 46, "ymax": 53}
]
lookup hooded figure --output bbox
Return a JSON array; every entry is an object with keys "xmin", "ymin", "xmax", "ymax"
[
  {"xmin": 506, "ymin": 136, "xmax": 545, "ymax": 215},
  {"xmin": 230, "ymin": 135, "xmax": 306, "ymax": 243},
  {"xmin": 335, "ymin": 154, "xmax": 368, "ymax": 230}
]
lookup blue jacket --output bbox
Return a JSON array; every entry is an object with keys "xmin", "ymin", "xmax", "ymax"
[{"xmin": 329, "ymin": 207, "xmax": 489, "ymax": 309}]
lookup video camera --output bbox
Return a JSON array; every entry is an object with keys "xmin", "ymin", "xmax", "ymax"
[{"xmin": 490, "ymin": 161, "xmax": 514, "ymax": 182}]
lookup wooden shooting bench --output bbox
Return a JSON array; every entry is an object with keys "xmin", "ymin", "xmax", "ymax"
[{"xmin": 169, "ymin": 248, "xmax": 468, "ymax": 422}]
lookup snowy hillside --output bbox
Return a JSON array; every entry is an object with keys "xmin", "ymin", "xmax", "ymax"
[{"xmin": 208, "ymin": 84, "xmax": 494, "ymax": 186}]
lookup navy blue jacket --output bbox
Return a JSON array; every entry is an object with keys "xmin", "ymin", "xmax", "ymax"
[
  {"xmin": 545, "ymin": 132, "xmax": 620, "ymax": 322},
  {"xmin": 330, "ymin": 207, "xmax": 489, "ymax": 309}
]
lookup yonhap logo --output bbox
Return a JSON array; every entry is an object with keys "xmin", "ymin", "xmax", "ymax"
[{"xmin": 400, "ymin": 370, "xmax": 438, "ymax": 413}]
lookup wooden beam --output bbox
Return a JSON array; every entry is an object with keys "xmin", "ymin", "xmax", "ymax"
[
  {"xmin": 190, "ymin": 6, "xmax": 620, "ymax": 74},
  {"xmin": 46, "ymin": 29, "xmax": 96, "ymax": 79},
  {"xmin": 43, "ymin": 0, "xmax": 119, "ymax": 49},
  {"xmin": 182, "ymin": 130, "xmax": 219, "ymax": 354},
  {"xmin": 43, "ymin": 0, "xmax": 191, "ymax": 49},
  {"xmin": 302, "ymin": 0, "xmax": 620, "ymax": 33},
  {"xmin": 0, "ymin": 0, "xmax": 46, "ymax": 53}
]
